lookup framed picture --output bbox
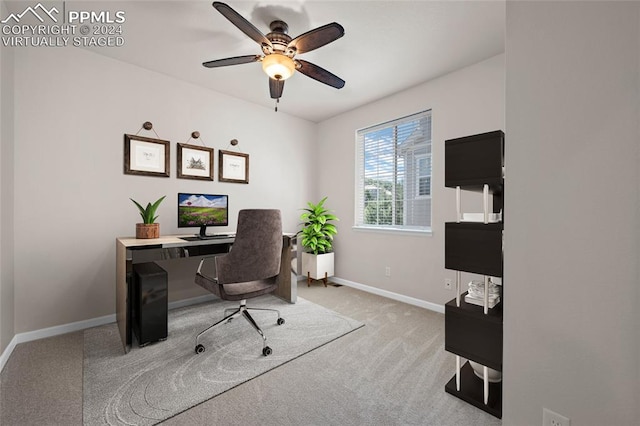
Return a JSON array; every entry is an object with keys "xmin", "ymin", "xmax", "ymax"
[
  {"xmin": 177, "ymin": 143, "xmax": 214, "ymax": 181},
  {"xmin": 219, "ymin": 150, "xmax": 249, "ymax": 184},
  {"xmin": 124, "ymin": 134, "xmax": 170, "ymax": 177}
]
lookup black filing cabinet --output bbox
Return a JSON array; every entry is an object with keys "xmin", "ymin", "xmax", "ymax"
[{"xmin": 132, "ymin": 262, "xmax": 168, "ymax": 346}]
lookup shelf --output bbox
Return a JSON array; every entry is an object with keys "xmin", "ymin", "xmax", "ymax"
[
  {"xmin": 444, "ymin": 129, "xmax": 505, "ymax": 419},
  {"xmin": 445, "ymin": 130, "xmax": 504, "ymax": 190},
  {"xmin": 445, "ymin": 361, "xmax": 502, "ymax": 418},
  {"xmin": 445, "ymin": 222, "xmax": 503, "ymax": 277},
  {"xmin": 446, "ymin": 292, "xmax": 503, "ymax": 321},
  {"xmin": 445, "ymin": 294, "xmax": 503, "ymax": 370}
]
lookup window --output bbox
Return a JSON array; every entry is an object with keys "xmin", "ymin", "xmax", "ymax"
[{"xmin": 355, "ymin": 110, "xmax": 432, "ymax": 232}]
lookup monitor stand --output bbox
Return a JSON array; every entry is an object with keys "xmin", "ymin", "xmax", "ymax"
[{"xmin": 198, "ymin": 225, "xmax": 208, "ymax": 239}]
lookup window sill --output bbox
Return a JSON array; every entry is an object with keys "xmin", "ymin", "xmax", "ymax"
[{"xmin": 352, "ymin": 226, "xmax": 432, "ymax": 236}]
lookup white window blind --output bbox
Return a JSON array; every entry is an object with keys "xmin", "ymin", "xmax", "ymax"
[{"xmin": 355, "ymin": 110, "xmax": 432, "ymax": 231}]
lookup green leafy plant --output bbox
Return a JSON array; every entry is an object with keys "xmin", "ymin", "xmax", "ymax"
[
  {"xmin": 130, "ymin": 196, "xmax": 166, "ymax": 224},
  {"xmin": 298, "ymin": 197, "xmax": 339, "ymax": 255}
]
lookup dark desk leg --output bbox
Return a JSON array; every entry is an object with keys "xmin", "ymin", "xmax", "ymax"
[
  {"xmin": 274, "ymin": 236, "xmax": 297, "ymax": 303},
  {"xmin": 116, "ymin": 241, "xmax": 132, "ymax": 353}
]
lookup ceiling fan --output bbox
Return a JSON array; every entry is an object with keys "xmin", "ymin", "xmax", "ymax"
[{"xmin": 203, "ymin": 2, "xmax": 346, "ymax": 108}]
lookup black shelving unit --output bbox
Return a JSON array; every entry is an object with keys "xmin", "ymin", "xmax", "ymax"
[{"xmin": 443, "ymin": 130, "xmax": 504, "ymax": 419}]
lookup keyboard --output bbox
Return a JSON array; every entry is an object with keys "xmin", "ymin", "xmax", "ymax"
[
  {"xmin": 180, "ymin": 235, "xmax": 234, "ymax": 242},
  {"xmin": 201, "ymin": 234, "xmax": 234, "ymax": 240}
]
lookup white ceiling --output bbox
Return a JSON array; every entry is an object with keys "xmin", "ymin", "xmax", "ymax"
[{"xmin": 84, "ymin": 1, "xmax": 505, "ymax": 122}]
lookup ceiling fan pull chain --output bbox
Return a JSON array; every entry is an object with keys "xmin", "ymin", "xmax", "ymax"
[{"xmin": 275, "ymin": 98, "xmax": 279, "ymax": 112}]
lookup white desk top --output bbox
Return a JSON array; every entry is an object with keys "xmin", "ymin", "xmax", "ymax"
[
  {"xmin": 116, "ymin": 234, "xmax": 235, "ymax": 249},
  {"xmin": 117, "ymin": 233, "xmax": 295, "ymax": 249}
]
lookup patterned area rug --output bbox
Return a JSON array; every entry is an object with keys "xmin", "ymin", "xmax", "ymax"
[{"xmin": 83, "ymin": 296, "xmax": 363, "ymax": 425}]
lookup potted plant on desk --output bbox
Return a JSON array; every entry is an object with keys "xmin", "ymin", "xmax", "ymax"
[
  {"xmin": 298, "ymin": 197, "xmax": 339, "ymax": 286},
  {"xmin": 130, "ymin": 195, "xmax": 166, "ymax": 239}
]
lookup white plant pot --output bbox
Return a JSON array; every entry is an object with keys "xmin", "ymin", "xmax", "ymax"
[{"xmin": 302, "ymin": 252, "xmax": 334, "ymax": 280}]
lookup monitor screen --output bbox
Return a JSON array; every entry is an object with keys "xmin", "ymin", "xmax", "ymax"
[{"xmin": 178, "ymin": 193, "xmax": 228, "ymax": 236}]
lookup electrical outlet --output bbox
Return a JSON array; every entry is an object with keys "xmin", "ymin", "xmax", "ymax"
[
  {"xmin": 445, "ymin": 278, "xmax": 453, "ymax": 290},
  {"xmin": 385, "ymin": 266, "xmax": 391, "ymax": 277},
  {"xmin": 543, "ymin": 408, "xmax": 570, "ymax": 426}
]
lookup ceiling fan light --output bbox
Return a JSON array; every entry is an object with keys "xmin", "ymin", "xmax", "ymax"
[{"xmin": 262, "ymin": 54, "xmax": 295, "ymax": 80}]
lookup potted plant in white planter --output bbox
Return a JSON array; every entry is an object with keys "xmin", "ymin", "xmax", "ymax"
[
  {"xmin": 298, "ymin": 197, "xmax": 338, "ymax": 286},
  {"xmin": 130, "ymin": 195, "xmax": 166, "ymax": 239}
]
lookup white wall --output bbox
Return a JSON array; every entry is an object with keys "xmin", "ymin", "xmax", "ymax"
[
  {"xmin": 316, "ymin": 54, "xmax": 505, "ymax": 305},
  {"xmin": 0, "ymin": 0, "xmax": 15, "ymax": 355},
  {"xmin": 504, "ymin": 2, "xmax": 639, "ymax": 425},
  {"xmin": 12, "ymin": 46, "xmax": 316, "ymax": 333}
]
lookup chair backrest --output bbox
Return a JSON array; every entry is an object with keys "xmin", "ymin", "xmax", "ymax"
[{"xmin": 215, "ymin": 209, "xmax": 283, "ymax": 284}]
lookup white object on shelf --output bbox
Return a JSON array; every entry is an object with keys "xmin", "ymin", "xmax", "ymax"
[
  {"xmin": 467, "ymin": 278, "xmax": 501, "ymax": 309},
  {"xmin": 465, "ymin": 294, "xmax": 500, "ymax": 308},
  {"xmin": 460, "ymin": 212, "xmax": 502, "ymax": 223},
  {"xmin": 484, "ymin": 275, "xmax": 489, "ymax": 314},
  {"xmin": 469, "ymin": 360, "xmax": 502, "ymax": 383},
  {"xmin": 468, "ymin": 280, "xmax": 501, "ymax": 297}
]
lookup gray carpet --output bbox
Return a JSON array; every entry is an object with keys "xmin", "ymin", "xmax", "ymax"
[{"xmin": 83, "ymin": 295, "xmax": 363, "ymax": 425}]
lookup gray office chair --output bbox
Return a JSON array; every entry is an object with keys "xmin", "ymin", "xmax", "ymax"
[{"xmin": 194, "ymin": 209, "xmax": 284, "ymax": 356}]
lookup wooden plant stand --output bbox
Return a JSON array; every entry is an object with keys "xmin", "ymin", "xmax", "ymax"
[{"xmin": 307, "ymin": 272, "xmax": 328, "ymax": 287}]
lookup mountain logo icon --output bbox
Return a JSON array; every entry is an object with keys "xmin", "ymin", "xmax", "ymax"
[{"xmin": 1, "ymin": 3, "xmax": 59, "ymax": 24}]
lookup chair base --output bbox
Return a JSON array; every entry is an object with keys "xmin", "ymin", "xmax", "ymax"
[{"xmin": 195, "ymin": 299, "xmax": 284, "ymax": 356}]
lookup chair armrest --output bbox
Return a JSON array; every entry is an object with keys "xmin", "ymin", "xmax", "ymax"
[{"xmin": 196, "ymin": 257, "xmax": 218, "ymax": 283}]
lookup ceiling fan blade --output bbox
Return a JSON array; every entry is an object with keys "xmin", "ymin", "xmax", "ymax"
[
  {"xmin": 296, "ymin": 59, "xmax": 345, "ymax": 89},
  {"xmin": 203, "ymin": 54, "xmax": 260, "ymax": 68},
  {"xmin": 213, "ymin": 2, "xmax": 272, "ymax": 48},
  {"xmin": 288, "ymin": 22, "xmax": 344, "ymax": 54},
  {"xmin": 269, "ymin": 78, "xmax": 284, "ymax": 99}
]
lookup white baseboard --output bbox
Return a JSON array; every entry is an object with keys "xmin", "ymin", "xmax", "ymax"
[
  {"xmin": 330, "ymin": 276, "xmax": 445, "ymax": 314},
  {"xmin": 0, "ymin": 335, "xmax": 18, "ymax": 373},
  {"xmin": 0, "ymin": 294, "xmax": 217, "ymax": 373}
]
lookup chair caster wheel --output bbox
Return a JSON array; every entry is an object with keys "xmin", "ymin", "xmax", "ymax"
[
  {"xmin": 262, "ymin": 346, "xmax": 272, "ymax": 356},
  {"xmin": 277, "ymin": 318, "xmax": 285, "ymax": 325},
  {"xmin": 195, "ymin": 344, "xmax": 205, "ymax": 354}
]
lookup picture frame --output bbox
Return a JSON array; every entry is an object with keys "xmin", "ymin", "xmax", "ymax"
[
  {"xmin": 177, "ymin": 143, "xmax": 214, "ymax": 181},
  {"xmin": 218, "ymin": 150, "xmax": 249, "ymax": 184},
  {"xmin": 124, "ymin": 134, "xmax": 170, "ymax": 177}
]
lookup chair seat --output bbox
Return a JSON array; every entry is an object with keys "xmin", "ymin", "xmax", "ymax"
[{"xmin": 195, "ymin": 274, "xmax": 277, "ymax": 301}]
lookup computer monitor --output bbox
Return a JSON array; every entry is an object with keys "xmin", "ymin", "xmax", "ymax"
[{"xmin": 178, "ymin": 193, "xmax": 229, "ymax": 238}]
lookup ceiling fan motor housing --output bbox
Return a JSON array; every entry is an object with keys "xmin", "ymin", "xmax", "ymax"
[{"xmin": 265, "ymin": 20, "xmax": 293, "ymax": 56}]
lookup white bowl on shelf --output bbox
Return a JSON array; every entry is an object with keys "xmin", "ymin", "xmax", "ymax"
[{"xmin": 469, "ymin": 361, "xmax": 502, "ymax": 383}]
